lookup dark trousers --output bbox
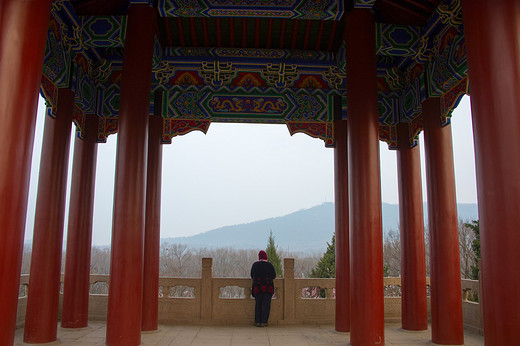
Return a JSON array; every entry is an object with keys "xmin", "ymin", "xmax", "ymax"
[{"xmin": 254, "ymin": 292, "xmax": 273, "ymax": 324}]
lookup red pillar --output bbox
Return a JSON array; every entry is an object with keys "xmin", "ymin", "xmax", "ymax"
[
  {"xmin": 61, "ymin": 115, "xmax": 99, "ymax": 328},
  {"xmin": 0, "ymin": 1, "xmax": 53, "ymax": 344},
  {"xmin": 422, "ymin": 98, "xmax": 463, "ymax": 345},
  {"xmin": 24, "ymin": 88, "xmax": 74, "ymax": 343},
  {"xmin": 334, "ymin": 98, "xmax": 350, "ymax": 332},
  {"xmin": 106, "ymin": 5, "xmax": 155, "ymax": 345},
  {"xmin": 142, "ymin": 114, "xmax": 163, "ymax": 331},
  {"xmin": 345, "ymin": 9, "xmax": 385, "ymax": 346},
  {"xmin": 396, "ymin": 123, "xmax": 428, "ymax": 331},
  {"xmin": 462, "ymin": 1, "xmax": 520, "ymax": 344}
]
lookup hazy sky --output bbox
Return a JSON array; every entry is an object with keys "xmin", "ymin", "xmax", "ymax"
[{"xmin": 24, "ymin": 95, "xmax": 476, "ymax": 246}]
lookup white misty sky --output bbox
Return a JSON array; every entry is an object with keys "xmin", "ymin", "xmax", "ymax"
[{"xmin": 24, "ymin": 95, "xmax": 476, "ymax": 246}]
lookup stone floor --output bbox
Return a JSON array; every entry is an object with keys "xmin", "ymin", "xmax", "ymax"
[{"xmin": 14, "ymin": 323, "xmax": 484, "ymax": 345}]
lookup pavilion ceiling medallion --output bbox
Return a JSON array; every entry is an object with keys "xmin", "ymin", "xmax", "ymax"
[
  {"xmin": 376, "ymin": 24, "xmax": 420, "ymax": 58},
  {"xmin": 82, "ymin": 16, "xmax": 127, "ymax": 48}
]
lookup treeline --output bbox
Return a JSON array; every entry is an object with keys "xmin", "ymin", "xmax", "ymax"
[
  {"xmin": 20, "ymin": 219, "xmax": 479, "ymax": 281},
  {"xmin": 382, "ymin": 219, "xmax": 480, "ymax": 279},
  {"xmin": 20, "ymin": 243, "xmax": 321, "ymax": 278}
]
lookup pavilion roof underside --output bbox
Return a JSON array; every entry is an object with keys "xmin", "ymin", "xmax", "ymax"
[
  {"xmin": 42, "ymin": 0, "xmax": 466, "ymax": 149},
  {"xmin": 71, "ymin": 0, "xmax": 441, "ymax": 26}
]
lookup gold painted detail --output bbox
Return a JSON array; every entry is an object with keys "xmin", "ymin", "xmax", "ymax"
[
  {"xmin": 323, "ymin": 66, "xmax": 343, "ymax": 90},
  {"xmin": 89, "ymin": 59, "xmax": 113, "ymax": 83},
  {"xmin": 261, "ymin": 63, "xmax": 299, "ymax": 88},
  {"xmin": 199, "ymin": 61, "xmax": 237, "ymax": 87},
  {"xmin": 154, "ymin": 61, "xmax": 176, "ymax": 84}
]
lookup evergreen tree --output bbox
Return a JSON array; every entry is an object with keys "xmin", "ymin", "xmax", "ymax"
[
  {"xmin": 266, "ymin": 230, "xmax": 283, "ymax": 277},
  {"xmin": 465, "ymin": 220, "xmax": 480, "ymax": 280},
  {"xmin": 311, "ymin": 234, "xmax": 335, "ymax": 278}
]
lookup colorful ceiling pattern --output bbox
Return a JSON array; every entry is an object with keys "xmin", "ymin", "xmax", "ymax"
[
  {"xmin": 157, "ymin": 0, "xmax": 344, "ymax": 20},
  {"xmin": 40, "ymin": 0, "xmax": 468, "ymax": 148}
]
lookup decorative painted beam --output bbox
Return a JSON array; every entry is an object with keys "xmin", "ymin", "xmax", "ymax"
[
  {"xmin": 379, "ymin": 124, "xmax": 398, "ymax": 149},
  {"xmin": 40, "ymin": 0, "xmax": 470, "ymax": 148},
  {"xmin": 376, "ymin": 24, "xmax": 420, "ymax": 57},
  {"xmin": 157, "ymin": 0, "xmax": 344, "ymax": 20},
  {"xmin": 353, "ymin": 0, "xmax": 376, "ymax": 10},
  {"xmin": 286, "ymin": 122, "xmax": 334, "ymax": 147},
  {"xmin": 82, "ymin": 16, "xmax": 127, "ymax": 48},
  {"xmin": 162, "ymin": 119, "xmax": 211, "ymax": 143}
]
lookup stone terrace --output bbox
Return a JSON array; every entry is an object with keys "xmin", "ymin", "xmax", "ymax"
[{"xmin": 14, "ymin": 322, "xmax": 484, "ymax": 345}]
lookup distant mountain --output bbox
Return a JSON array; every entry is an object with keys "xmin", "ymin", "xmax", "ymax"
[
  {"xmin": 381, "ymin": 202, "xmax": 479, "ymax": 234},
  {"xmin": 162, "ymin": 202, "xmax": 478, "ymax": 254},
  {"xmin": 163, "ymin": 203, "xmax": 335, "ymax": 254}
]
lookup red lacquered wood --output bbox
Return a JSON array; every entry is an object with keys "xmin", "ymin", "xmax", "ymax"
[
  {"xmin": 396, "ymin": 123, "xmax": 428, "ymax": 331},
  {"xmin": 24, "ymin": 88, "xmax": 74, "ymax": 343},
  {"xmin": 334, "ymin": 100, "xmax": 350, "ymax": 333},
  {"xmin": 0, "ymin": 1, "xmax": 53, "ymax": 343},
  {"xmin": 61, "ymin": 115, "xmax": 99, "ymax": 328},
  {"xmin": 422, "ymin": 97, "xmax": 464, "ymax": 345},
  {"xmin": 462, "ymin": 0, "xmax": 520, "ymax": 344},
  {"xmin": 345, "ymin": 9, "xmax": 385, "ymax": 346},
  {"xmin": 142, "ymin": 114, "xmax": 163, "ymax": 331},
  {"xmin": 106, "ymin": 4, "xmax": 155, "ymax": 346}
]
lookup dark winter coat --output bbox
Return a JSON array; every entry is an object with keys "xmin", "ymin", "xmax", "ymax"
[{"xmin": 250, "ymin": 260, "xmax": 276, "ymax": 296}]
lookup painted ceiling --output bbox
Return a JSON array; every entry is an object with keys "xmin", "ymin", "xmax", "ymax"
[{"xmin": 41, "ymin": 0, "xmax": 467, "ymax": 148}]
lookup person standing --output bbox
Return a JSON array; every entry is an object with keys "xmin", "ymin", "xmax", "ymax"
[{"xmin": 250, "ymin": 250, "xmax": 276, "ymax": 327}]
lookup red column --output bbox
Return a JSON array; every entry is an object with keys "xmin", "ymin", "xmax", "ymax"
[
  {"xmin": 345, "ymin": 9, "xmax": 385, "ymax": 346},
  {"xmin": 24, "ymin": 88, "xmax": 74, "ymax": 343},
  {"xmin": 334, "ymin": 98, "xmax": 350, "ymax": 332},
  {"xmin": 422, "ymin": 98, "xmax": 463, "ymax": 345},
  {"xmin": 0, "ymin": 1, "xmax": 53, "ymax": 344},
  {"xmin": 396, "ymin": 123, "xmax": 428, "ymax": 331},
  {"xmin": 462, "ymin": 1, "xmax": 520, "ymax": 344},
  {"xmin": 61, "ymin": 115, "xmax": 99, "ymax": 328},
  {"xmin": 142, "ymin": 114, "xmax": 163, "ymax": 331},
  {"xmin": 106, "ymin": 5, "xmax": 155, "ymax": 346}
]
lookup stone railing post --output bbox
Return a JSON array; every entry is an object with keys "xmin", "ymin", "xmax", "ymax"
[
  {"xmin": 283, "ymin": 258, "xmax": 295, "ymax": 323},
  {"xmin": 201, "ymin": 258, "xmax": 212, "ymax": 321}
]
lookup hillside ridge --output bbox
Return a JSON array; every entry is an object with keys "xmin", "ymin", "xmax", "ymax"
[{"xmin": 162, "ymin": 202, "xmax": 478, "ymax": 253}]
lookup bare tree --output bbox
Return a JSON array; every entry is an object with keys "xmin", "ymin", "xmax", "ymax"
[
  {"xmin": 383, "ymin": 229, "xmax": 401, "ymax": 277},
  {"xmin": 90, "ymin": 247, "xmax": 110, "ymax": 274},
  {"xmin": 293, "ymin": 254, "xmax": 320, "ymax": 278},
  {"xmin": 424, "ymin": 226, "xmax": 430, "ymax": 277},
  {"xmin": 458, "ymin": 220, "xmax": 477, "ymax": 279},
  {"xmin": 160, "ymin": 243, "xmax": 193, "ymax": 277}
]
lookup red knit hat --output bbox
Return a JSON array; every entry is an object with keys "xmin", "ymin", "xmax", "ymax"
[{"xmin": 258, "ymin": 250, "xmax": 268, "ymax": 260}]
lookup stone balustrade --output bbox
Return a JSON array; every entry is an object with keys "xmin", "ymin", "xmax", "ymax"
[
  {"xmin": 16, "ymin": 258, "xmax": 483, "ymax": 334},
  {"xmin": 461, "ymin": 278, "xmax": 482, "ymax": 333}
]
